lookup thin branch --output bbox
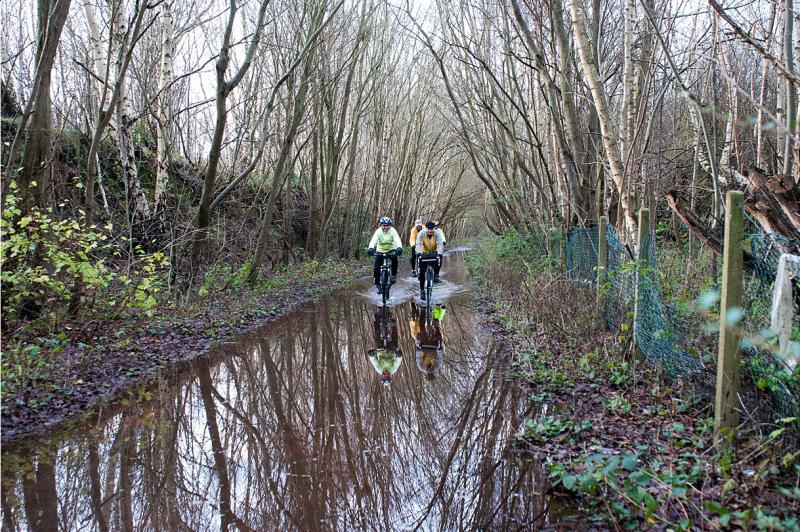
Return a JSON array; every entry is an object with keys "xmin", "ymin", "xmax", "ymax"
[{"xmin": 709, "ymin": 0, "xmax": 800, "ymax": 90}]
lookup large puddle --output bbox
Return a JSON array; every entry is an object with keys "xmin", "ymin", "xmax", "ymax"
[{"xmin": 1, "ymin": 248, "xmax": 584, "ymax": 531}]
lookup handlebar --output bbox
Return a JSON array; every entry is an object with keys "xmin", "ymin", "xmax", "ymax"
[{"xmin": 418, "ymin": 253, "xmax": 440, "ymax": 263}]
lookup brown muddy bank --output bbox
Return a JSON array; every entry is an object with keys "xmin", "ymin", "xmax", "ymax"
[{"xmin": 1, "ymin": 261, "xmax": 367, "ymax": 442}]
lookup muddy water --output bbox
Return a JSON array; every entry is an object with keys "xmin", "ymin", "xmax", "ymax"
[{"xmin": 1, "ymin": 248, "xmax": 583, "ymax": 531}]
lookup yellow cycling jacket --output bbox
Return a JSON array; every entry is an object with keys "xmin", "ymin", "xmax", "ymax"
[
  {"xmin": 415, "ymin": 230, "xmax": 444, "ymax": 255},
  {"xmin": 409, "ymin": 225, "xmax": 423, "ymax": 247},
  {"xmin": 368, "ymin": 227, "xmax": 403, "ymax": 253}
]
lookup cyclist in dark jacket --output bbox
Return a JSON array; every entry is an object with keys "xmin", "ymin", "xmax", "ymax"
[{"xmin": 409, "ymin": 219, "xmax": 423, "ymax": 277}]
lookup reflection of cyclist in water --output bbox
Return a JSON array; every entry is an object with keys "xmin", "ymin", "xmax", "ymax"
[
  {"xmin": 409, "ymin": 303, "xmax": 446, "ymax": 380},
  {"xmin": 368, "ymin": 306, "xmax": 403, "ymax": 386}
]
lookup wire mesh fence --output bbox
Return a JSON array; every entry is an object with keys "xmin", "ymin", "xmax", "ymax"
[{"xmin": 564, "ymin": 225, "xmax": 800, "ymax": 435}]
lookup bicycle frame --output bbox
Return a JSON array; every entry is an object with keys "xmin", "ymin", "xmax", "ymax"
[
  {"xmin": 376, "ymin": 252, "xmax": 394, "ymax": 305},
  {"xmin": 377, "ymin": 306, "xmax": 395, "ymax": 342}
]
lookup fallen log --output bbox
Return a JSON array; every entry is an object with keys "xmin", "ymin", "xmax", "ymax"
[
  {"xmin": 665, "ymin": 187, "xmax": 800, "ymax": 308},
  {"xmin": 665, "ymin": 188, "xmax": 759, "ymax": 271},
  {"xmin": 743, "ymin": 167, "xmax": 800, "ymax": 240}
]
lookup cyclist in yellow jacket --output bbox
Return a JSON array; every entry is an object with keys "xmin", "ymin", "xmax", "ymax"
[
  {"xmin": 410, "ymin": 303, "xmax": 445, "ymax": 380},
  {"xmin": 367, "ymin": 217, "xmax": 403, "ymax": 294},
  {"xmin": 368, "ymin": 306, "xmax": 403, "ymax": 386},
  {"xmin": 409, "ymin": 219, "xmax": 423, "ymax": 277},
  {"xmin": 433, "ymin": 221, "xmax": 446, "ymax": 250},
  {"xmin": 415, "ymin": 221, "xmax": 444, "ymax": 300}
]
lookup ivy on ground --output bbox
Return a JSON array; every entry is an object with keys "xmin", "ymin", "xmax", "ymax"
[{"xmin": 468, "ymin": 231, "xmax": 799, "ymax": 532}]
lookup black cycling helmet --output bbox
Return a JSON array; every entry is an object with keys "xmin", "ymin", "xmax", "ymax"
[
  {"xmin": 425, "ymin": 221, "xmax": 436, "ymax": 229},
  {"xmin": 379, "ymin": 216, "xmax": 392, "ymax": 226}
]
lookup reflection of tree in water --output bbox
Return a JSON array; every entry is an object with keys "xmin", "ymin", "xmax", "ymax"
[{"xmin": 1, "ymin": 293, "xmax": 581, "ymax": 531}]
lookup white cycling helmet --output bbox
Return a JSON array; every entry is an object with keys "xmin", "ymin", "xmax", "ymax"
[{"xmin": 379, "ymin": 216, "xmax": 392, "ymax": 226}]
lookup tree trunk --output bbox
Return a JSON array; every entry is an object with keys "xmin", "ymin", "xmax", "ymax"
[
  {"xmin": 248, "ymin": 39, "xmax": 318, "ymax": 283},
  {"xmin": 21, "ymin": 457, "xmax": 58, "ymax": 532},
  {"xmin": 8, "ymin": 0, "xmax": 71, "ymax": 214},
  {"xmin": 512, "ymin": 0, "xmax": 585, "ymax": 222},
  {"xmin": 784, "ymin": 0, "xmax": 796, "ymax": 175},
  {"xmin": 190, "ymin": 0, "xmax": 273, "ymax": 275},
  {"xmin": 154, "ymin": 0, "xmax": 174, "ymax": 220},
  {"xmin": 570, "ymin": 0, "xmax": 638, "ymax": 237},
  {"xmin": 758, "ymin": 2, "xmax": 778, "ymax": 169},
  {"xmin": 620, "ymin": 0, "xmax": 636, "ymax": 161},
  {"xmin": 112, "ymin": 0, "xmax": 150, "ymax": 226},
  {"xmin": 552, "ymin": 0, "xmax": 591, "ymax": 217},
  {"xmin": 371, "ymin": 112, "xmax": 385, "ymax": 224},
  {"xmin": 118, "ymin": 420, "xmax": 136, "ymax": 532},
  {"xmin": 197, "ymin": 357, "xmax": 235, "ymax": 532},
  {"xmin": 83, "ymin": 0, "xmax": 151, "ymax": 229},
  {"xmin": 743, "ymin": 167, "xmax": 800, "ymax": 237},
  {"xmin": 339, "ymin": 90, "xmax": 364, "ymax": 258},
  {"xmin": 307, "ymin": 117, "xmax": 320, "ymax": 258}
]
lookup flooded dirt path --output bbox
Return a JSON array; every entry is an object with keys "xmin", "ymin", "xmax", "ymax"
[{"xmin": 2, "ymin": 248, "xmax": 583, "ymax": 531}]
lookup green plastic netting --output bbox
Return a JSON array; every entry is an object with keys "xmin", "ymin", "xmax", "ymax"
[{"xmin": 565, "ymin": 224, "xmax": 800, "ymax": 433}]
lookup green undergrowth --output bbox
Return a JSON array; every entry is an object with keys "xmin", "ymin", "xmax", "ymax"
[
  {"xmin": 2, "ymin": 257, "xmax": 362, "ymax": 393},
  {"xmin": 467, "ymin": 230, "xmax": 799, "ymax": 531},
  {"xmin": 1, "ymin": 186, "xmax": 365, "ymax": 419}
]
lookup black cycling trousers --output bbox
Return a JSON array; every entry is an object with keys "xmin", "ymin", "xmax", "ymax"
[
  {"xmin": 373, "ymin": 256, "xmax": 398, "ymax": 284},
  {"xmin": 410, "ymin": 248, "xmax": 417, "ymax": 267}
]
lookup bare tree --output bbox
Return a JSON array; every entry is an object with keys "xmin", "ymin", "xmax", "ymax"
[
  {"xmin": 154, "ymin": 0, "xmax": 174, "ymax": 218},
  {"xmin": 409, "ymin": 6, "xmax": 521, "ymax": 233},
  {"xmin": 189, "ymin": 0, "xmax": 274, "ymax": 275},
  {"xmin": 82, "ymin": 0, "xmax": 153, "ymax": 229},
  {"xmin": 570, "ymin": 0, "xmax": 638, "ymax": 237},
  {"xmin": 3, "ymin": 0, "xmax": 71, "ymax": 213},
  {"xmin": 247, "ymin": 1, "xmax": 327, "ymax": 283}
]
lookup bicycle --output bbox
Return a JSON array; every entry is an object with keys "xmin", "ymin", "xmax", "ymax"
[
  {"xmin": 374, "ymin": 251, "xmax": 395, "ymax": 305},
  {"xmin": 418, "ymin": 253, "xmax": 440, "ymax": 309},
  {"xmin": 376, "ymin": 305, "xmax": 397, "ymax": 344}
]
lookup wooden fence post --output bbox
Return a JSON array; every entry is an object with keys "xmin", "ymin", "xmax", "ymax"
[
  {"xmin": 550, "ymin": 227, "xmax": 559, "ymax": 262},
  {"xmin": 632, "ymin": 208, "xmax": 650, "ymax": 364},
  {"xmin": 598, "ymin": 216, "xmax": 608, "ymax": 321},
  {"xmin": 715, "ymin": 191, "xmax": 744, "ymax": 449}
]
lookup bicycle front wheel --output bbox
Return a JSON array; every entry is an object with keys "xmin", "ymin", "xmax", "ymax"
[
  {"xmin": 426, "ymin": 272, "xmax": 433, "ymax": 308},
  {"xmin": 381, "ymin": 269, "xmax": 390, "ymax": 304}
]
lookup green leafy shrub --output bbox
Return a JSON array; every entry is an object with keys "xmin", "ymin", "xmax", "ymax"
[
  {"xmin": 1, "ymin": 187, "xmax": 114, "ymax": 322},
  {"xmin": 1, "ymin": 183, "xmax": 168, "ymax": 326}
]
